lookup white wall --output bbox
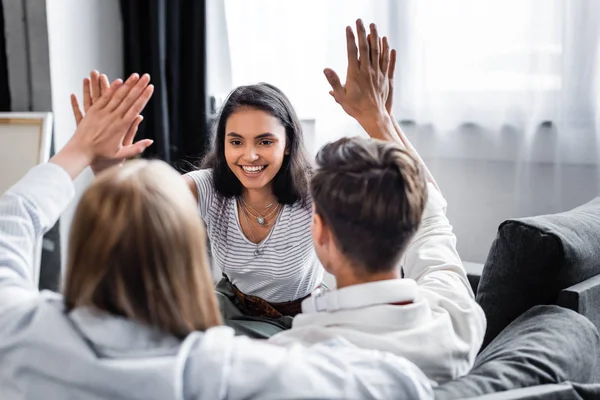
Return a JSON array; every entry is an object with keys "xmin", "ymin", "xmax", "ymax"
[
  {"xmin": 45, "ymin": 0, "xmax": 123, "ymax": 269},
  {"xmin": 206, "ymin": 0, "xmax": 232, "ymax": 114}
]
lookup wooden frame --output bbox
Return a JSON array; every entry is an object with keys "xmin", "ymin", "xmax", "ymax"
[{"xmin": 0, "ymin": 112, "xmax": 53, "ymax": 285}]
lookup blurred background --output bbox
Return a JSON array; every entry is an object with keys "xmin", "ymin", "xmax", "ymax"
[{"xmin": 1, "ymin": 0, "xmax": 599, "ymax": 286}]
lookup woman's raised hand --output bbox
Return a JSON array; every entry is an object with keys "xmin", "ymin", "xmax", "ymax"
[
  {"xmin": 70, "ymin": 71, "xmax": 152, "ymax": 174},
  {"xmin": 52, "ymin": 72, "xmax": 154, "ymax": 178}
]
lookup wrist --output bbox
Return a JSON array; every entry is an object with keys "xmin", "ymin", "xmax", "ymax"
[
  {"xmin": 357, "ymin": 111, "xmax": 397, "ymax": 142},
  {"xmin": 49, "ymin": 140, "xmax": 94, "ymax": 179}
]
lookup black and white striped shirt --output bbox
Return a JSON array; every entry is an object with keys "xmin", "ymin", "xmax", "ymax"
[{"xmin": 186, "ymin": 169, "xmax": 323, "ymax": 302}]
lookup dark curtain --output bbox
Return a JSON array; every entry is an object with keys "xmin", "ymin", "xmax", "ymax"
[
  {"xmin": 120, "ymin": 0, "xmax": 209, "ymax": 168},
  {"xmin": 0, "ymin": 1, "xmax": 11, "ymax": 111}
]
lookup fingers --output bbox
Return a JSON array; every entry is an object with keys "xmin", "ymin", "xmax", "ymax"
[
  {"xmin": 346, "ymin": 26, "xmax": 359, "ymax": 72},
  {"xmin": 386, "ymin": 49, "xmax": 397, "ymax": 115},
  {"xmin": 356, "ymin": 19, "xmax": 370, "ymax": 72},
  {"xmin": 122, "ymin": 83, "xmax": 154, "ymax": 121},
  {"xmin": 83, "ymin": 77, "xmax": 92, "ymax": 112},
  {"xmin": 90, "ymin": 70, "xmax": 101, "ymax": 104},
  {"xmin": 99, "ymin": 73, "xmax": 141, "ymax": 111},
  {"xmin": 110, "ymin": 78, "xmax": 124, "ymax": 92},
  {"xmin": 70, "ymin": 94, "xmax": 84, "ymax": 125},
  {"xmin": 323, "ymin": 68, "xmax": 343, "ymax": 95},
  {"xmin": 369, "ymin": 23, "xmax": 380, "ymax": 69},
  {"xmin": 100, "ymin": 74, "xmax": 110, "ymax": 94},
  {"xmin": 116, "ymin": 139, "xmax": 154, "ymax": 159},
  {"xmin": 114, "ymin": 74, "xmax": 150, "ymax": 116},
  {"xmin": 381, "ymin": 36, "xmax": 390, "ymax": 76},
  {"xmin": 388, "ymin": 48, "xmax": 397, "ymax": 80},
  {"xmin": 123, "ymin": 115, "xmax": 144, "ymax": 146}
]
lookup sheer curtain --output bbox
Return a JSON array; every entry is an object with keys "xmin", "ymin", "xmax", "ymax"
[
  {"xmin": 219, "ymin": 0, "xmax": 600, "ymax": 162},
  {"xmin": 214, "ymin": 0, "xmax": 600, "ymax": 263}
]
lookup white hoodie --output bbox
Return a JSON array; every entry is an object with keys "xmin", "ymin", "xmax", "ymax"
[{"xmin": 270, "ymin": 183, "xmax": 487, "ymax": 385}]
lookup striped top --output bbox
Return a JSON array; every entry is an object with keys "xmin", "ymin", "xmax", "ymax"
[{"xmin": 186, "ymin": 169, "xmax": 323, "ymax": 302}]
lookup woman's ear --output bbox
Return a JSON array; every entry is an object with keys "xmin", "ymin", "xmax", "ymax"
[{"xmin": 284, "ymin": 148, "xmax": 290, "ymax": 155}]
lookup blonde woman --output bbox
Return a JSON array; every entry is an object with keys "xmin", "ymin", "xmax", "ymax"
[{"xmin": 0, "ymin": 72, "xmax": 432, "ymax": 398}]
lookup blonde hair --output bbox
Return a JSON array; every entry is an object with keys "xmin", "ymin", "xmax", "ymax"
[{"xmin": 64, "ymin": 160, "xmax": 222, "ymax": 338}]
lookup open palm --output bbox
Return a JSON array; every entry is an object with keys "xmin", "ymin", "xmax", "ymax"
[{"xmin": 71, "ymin": 71, "xmax": 152, "ymax": 174}]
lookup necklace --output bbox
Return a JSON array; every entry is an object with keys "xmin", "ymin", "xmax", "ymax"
[
  {"xmin": 239, "ymin": 197, "xmax": 279, "ymax": 226},
  {"xmin": 241, "ymin": 205, "xmax": 278, "ymax": 227},
  {"xmin": 238, "ymin": 199, "xmax": 283, "ymax": 257},
  {"xmin": 239, "ymin": 203, "xmax": 264, "ymax": 256},
  {"xmin": 242, "ymin": 198, "xmax": 276, "ymax": 213}
]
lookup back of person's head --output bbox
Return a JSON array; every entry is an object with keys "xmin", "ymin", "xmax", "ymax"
[
  {"xmin": 310, "ymin": 137, "xmax": 428, "ymax": 274},
  {"xmin": 202, "ymin": 83, "xmax": 312, "ymax": 204},
  {"xmin": 64, "ymin": 160, "xmax": 222, "ymax": 338}
]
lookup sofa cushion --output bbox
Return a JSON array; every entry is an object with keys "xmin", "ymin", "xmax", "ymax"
[
  {"xmin": 434, "ymin": 305, "xmax": 600, "ymax": 400},
  {"xmin": 476, "ymin": 196, "xmax": 600, "ymax": 348}
]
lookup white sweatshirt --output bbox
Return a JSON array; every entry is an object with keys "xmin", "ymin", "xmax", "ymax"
[{"xmin": 270, "ymin": 183, "xmax": 487, "ymax": 385}]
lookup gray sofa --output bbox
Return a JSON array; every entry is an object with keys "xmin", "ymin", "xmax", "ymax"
[{"xmin": 435, "ymin": 196, "xmax": 600, "ymax": 399}]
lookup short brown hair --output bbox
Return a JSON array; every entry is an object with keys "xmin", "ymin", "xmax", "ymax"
[
  {"xmin": 310, "ymin": 137, "xmax": 428, "ymax": 273},
  {"xmin": 64, "ymin": 160, "xmax": 222, "ymax": 338}
]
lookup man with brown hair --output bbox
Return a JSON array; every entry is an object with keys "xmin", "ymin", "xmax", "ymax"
[{"xmin": 270, "ymin": 20, "xmax": 486, "ymax": 385}]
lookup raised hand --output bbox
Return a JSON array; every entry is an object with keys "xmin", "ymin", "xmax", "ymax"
[
  {"xmin": 324, "ymin": 19, "xmax": 397, "ymax": 143},
  {"xmin": 71, "ymin": 71, "xmax": 152, "ymax": 175},
  {"xmin": 52, "ymin": 73, "xmax": 154, "ymax": 178}
]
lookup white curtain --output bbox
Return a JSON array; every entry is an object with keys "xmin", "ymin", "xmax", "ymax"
[
  {"xmin": 214, "ymin": 0, "xmax": 600, "ymax": 263},
  {"xmin": 219, "ymin": 0, "xmax": 600, "ymax": 162}
]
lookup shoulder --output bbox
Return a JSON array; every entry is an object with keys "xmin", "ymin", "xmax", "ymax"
[
  {"xmin": 297, "ymin": 195, "xmax": 314, "ymax": 218},
  {"xmin": 185, "ymin": 168, "xmax": 214, "ymax": 184},
  {"xmin": 184, "ymin": 169, "xmax": 215, "ymax": 198},
  {"xmin": 285, "ymin": 196, "xmax": 313, "ymax": 220}
]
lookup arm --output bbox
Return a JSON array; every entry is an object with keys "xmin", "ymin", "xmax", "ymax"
[
  {"xmin": 183, "ymin": 169, "xmax": 216, "ymax": 220},
  {"xmin": 0, "ymin": 164, "xmax": 76, "ymax": 311},
  {"xmin": 183, "ymin": 175, "xmax": 200, "ymax": 202},
  {"xmin": 401, "ymin": 183, "xmax": 486, "ymax": 369},
  {"xmin": 326, "ymin": 20, "xmax": 484, "ymax": 358},
  {"xmin": 0, "ymin": 73, "xmax": 154, "ymax": 315},
  {"xmin": 185, "ymin": 327, "xmax": 433, "ymax": 399},
  {"xmin": 389, "ymin": 116, "xmax": 440, "ymax": 192}
]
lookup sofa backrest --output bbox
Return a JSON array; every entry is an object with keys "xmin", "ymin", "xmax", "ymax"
[{"xmin": 476, "ymin": 196, "xmax": 600, "ymax": 348}]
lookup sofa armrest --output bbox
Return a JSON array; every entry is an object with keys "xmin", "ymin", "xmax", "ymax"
[
  {"xmin": 465, "ymin": 383, "xmax": 579, "ymax": 400},
  {"xmin": 557, "ymin": 274, "xmax": 600, "ymax": 384},
  {"xmin": 557, "ymin": 274, "xmax": 600, "ymax": 331}
]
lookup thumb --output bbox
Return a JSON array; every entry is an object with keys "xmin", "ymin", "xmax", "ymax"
[
  {"xmin": 70, "ymin": 94, "xmax": 84, "ymax": 125},
  {"xmin": 328, "ymin": 90, "xmax": 341, "ymax": 104},
  {"xmin": 323, "ymin": 68, "xmax": 343, "ymax": 95},
  {"xmin": 117, "ymin": 139, "xmax": 154, "ymax": 159},
  {"xmin": 123, "ymin": 115, "xmax": 144, "ymax": 146}
]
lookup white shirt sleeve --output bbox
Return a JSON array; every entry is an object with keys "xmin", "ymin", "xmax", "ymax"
[
  {"xmin": 185, "ymin": 327, "xmax": 433, "ymax": 399},
  {"xmin": 401, "ymin": 183, "xmax": 487, "ymax": 369},
  {"xmin": 0, "ymin": 163, "xmax": 74, "ymax": 319}
]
